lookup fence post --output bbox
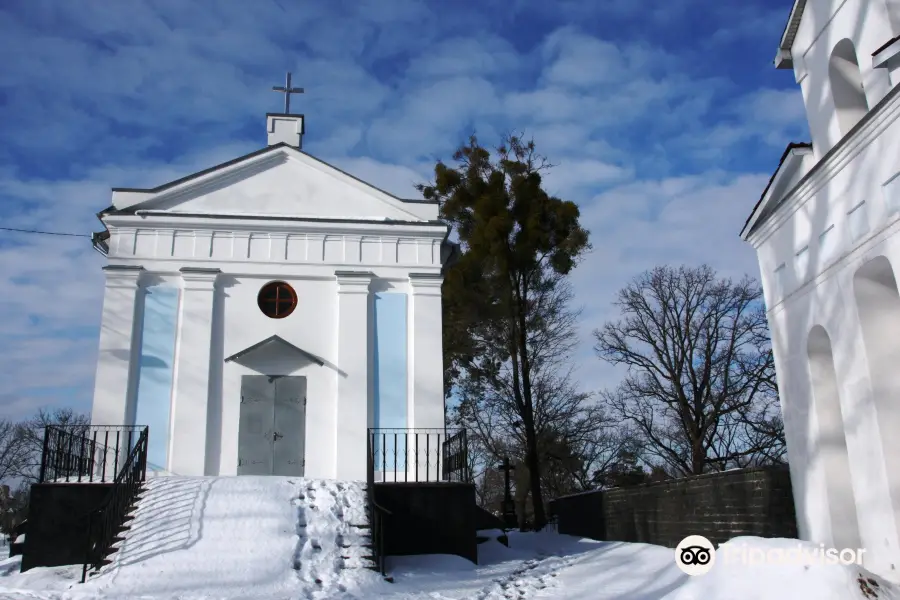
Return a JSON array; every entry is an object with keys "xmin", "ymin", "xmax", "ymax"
[{"xmin": 38, "ymin": 427, "xmax": 52, "ymax": 483}]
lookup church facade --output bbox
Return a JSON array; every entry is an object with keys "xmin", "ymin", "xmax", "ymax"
[
  {"xmin": 89, "ymin": 111, "xmax": 452, "ymax": 482},
  {"xmin": 741, "ymin": 0, "xmax": 900, "ymax": 580}
]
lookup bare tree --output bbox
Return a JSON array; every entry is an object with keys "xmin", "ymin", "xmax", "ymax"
[
  {"xmin": 16, "ymin": 408, "xmax": 90, "ymax": 483},
  {"xmin": 594, "ymin": 264, "xmax": 784, "ymax": 476},
  {"xmin": 0, "ymin": 420, "xmax": 26, "ymax": 486}
]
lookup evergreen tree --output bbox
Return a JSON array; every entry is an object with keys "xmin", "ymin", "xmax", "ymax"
[{"xmin": 419, "ymin": 134, "xmax": 590, "ymax": 528}]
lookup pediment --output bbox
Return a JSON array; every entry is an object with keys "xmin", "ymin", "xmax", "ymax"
[
  {"xmin": 109, "ymin": 144, "xmax": 436, "ymax": 223},
  {"xmin": 225, "ymin": 335, "xmax": 324, "ymax": 366},
  {"xmin": 740, "ymin": 142, "xmax": 813, "ymax": 240}
]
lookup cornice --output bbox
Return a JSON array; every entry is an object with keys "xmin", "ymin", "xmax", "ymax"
[
  {"xmin": 104, "ymin": 214, "xmax": 447, "ymax": 239},
  {"xmin": 102, "ymin": 264, "xmax": 143, "ymax": 287},
  {"xmin": 409, "ymin": 272, "xmax": 443, "ymax": 294},
  {"xmin": 179, "ymin": 266, "xmax": 221, "ymax": 290},
  {"xmin": 747, "ymin": 85, "xmax": 900, "ymax": 248},
  {"xmin": 335, "ymin": 270, "xmax": 374, "ymax": 294}
]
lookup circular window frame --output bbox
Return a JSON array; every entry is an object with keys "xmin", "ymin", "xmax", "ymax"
[{"xmin": 257, "ymin": 281, "xmax": 297, "ymax": 319}]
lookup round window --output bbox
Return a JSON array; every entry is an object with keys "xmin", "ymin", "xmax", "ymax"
[{"xmin": 257, "ymin": 281, "xmax": 297, "ymax": 319}]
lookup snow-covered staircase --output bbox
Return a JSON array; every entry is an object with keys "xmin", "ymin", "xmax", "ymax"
[
  {"xmin": 79, "ymin": 476, "xmax": 383, "ymax": 598},
  {"xmin": 292, "ymin": 479, "xmax": 378, "ymax": 582}
]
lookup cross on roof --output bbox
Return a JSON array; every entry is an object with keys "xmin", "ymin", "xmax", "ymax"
[{"xmin": 272, "ymin": 72, "xmax": 304, "ymax": 114}]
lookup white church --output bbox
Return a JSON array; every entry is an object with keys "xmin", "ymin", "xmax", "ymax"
[
  {"xmin": 88, "ymin": 86, "xmax": 452, "ymax": 482},
  {"xmin": 740, "ymin": 0, "xmax": 900, "ymax": 580}
]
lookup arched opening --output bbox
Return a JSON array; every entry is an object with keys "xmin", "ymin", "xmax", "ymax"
[
  {"xmin": 829, "ymin": 38, "xmax": 869, "ymax": 136},
  {"xmin": 854, "ymin": 256, "xmax": 900, "ymax": 540},
  {"xmin": 807, "ymin": 325, "xmax": 861, "ymax": 550}
]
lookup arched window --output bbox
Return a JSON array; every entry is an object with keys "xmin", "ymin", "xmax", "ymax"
[{"xmin": 828, "ymin": 38, "xmax": 869, "ymax": 136}]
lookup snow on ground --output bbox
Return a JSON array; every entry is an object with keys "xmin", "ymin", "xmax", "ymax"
[{"xmin": 0, "ymin": 477, "xmax": 897, "ymax": 599}]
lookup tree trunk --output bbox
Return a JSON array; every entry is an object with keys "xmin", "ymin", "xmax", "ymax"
[
  {"xmin": 691, "ymin": 439, "xmax": 706, "ymax": 475},
  {"xmin": 523, "ymin": 410, "xmax": 547, "ymax": 529}
]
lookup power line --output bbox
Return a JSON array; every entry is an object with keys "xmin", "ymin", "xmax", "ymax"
[{"xmin": 0, "ymin": 226, "xmax": 91, "ymax": 238}]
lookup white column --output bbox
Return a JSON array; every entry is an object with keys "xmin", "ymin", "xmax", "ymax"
[
  {"xmin": 169, "ymin": 268, "xmax": 220, "ymax": 476},
  {"xmin": 409, "ymin": 273, "xmax": 445, "ymax": 429},
  {"xmin": 409, "ymin": 273, "xmax": 446, "ymax": 482},
  {"xmin": 335, "ymin": 271, "xmax": 373, "ymax": 481},
  {"xmin": 92, "ymin": 265, "xmax": 143, "ymax": 427}
]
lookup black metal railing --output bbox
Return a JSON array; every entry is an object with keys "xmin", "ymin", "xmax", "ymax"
[
  {"xmin": 366, "ymin": 432, "xmax": 392, "ymax": 577},
  {"xmin": 39, "ymin": 425, "xmax": 147, "ymax": 484},
  {"xmin": 367, "ymin": 428, "xmax": 471, "ymax": 484},
  {"xmin": 81, "ymin": 426, "xmax": 148, "ymax": 582},
  {"xmin": 441, "ymin": 430, "xmax": 470, "ymax": 483}
]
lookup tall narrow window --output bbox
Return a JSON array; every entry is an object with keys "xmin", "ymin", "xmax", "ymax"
[
  {"xmin": 818, "ymin": 224, "xmax": 836, "ymax": 266},
  {"xmin": 795, "ymin": 244, "xmax": 810, "ymax": 277},
  {"xmin": 774, "ymin": 262, "xmax": 787, "ymax": 297},
  {"xmin": 884, "ymin": 172, "xmax": 900, "ymax": 215},
  {"xmin": 847, "ymin": 200, "xmax": 868, "ymax": 242}
]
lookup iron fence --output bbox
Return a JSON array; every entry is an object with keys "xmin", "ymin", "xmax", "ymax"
[
  {"xmin": 366, "ymin": 431, "xmax": 391, "ymax": 577},
  {"xmin": 39, "ymin": 425, "xmax": 147, "ymax": 484},
  {"xmin": 82, "ymin": 426, "xmax": 148, "ymax": 582},
  {"xmin": 367, "ymin": 428, "xmax": 470, "ymax": 484}
]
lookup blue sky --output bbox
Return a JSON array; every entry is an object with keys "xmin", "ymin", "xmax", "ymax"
[{"xmin": 0, "ymin": 0, "xmax": 808, "ymax": 421}]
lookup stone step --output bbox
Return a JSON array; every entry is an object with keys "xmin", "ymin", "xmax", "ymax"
[{"xmin": 341, "ymin": 554, "xmax": 376, "ymax": 561}]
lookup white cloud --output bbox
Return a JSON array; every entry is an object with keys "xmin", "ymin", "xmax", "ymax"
[
  {"xmin": 0, "ymin": 1, "xmax": 808, "ymax": 422},
  {"xmin": 542, "ymin": 158, "xmax": 634, "ymax": 197},
  {"xmin": 406, "ymin": 36, "xmax": 521, "ymax": 80}
]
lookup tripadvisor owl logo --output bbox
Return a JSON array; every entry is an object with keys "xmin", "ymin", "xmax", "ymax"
[{"xmin": 675, "ymin": 535, "xmax": 716, "ymax": 576}]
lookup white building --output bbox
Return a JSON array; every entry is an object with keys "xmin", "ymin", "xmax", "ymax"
[
  {"xmin": 740, "ymin": 0, "xmax": 900, "ymax": 580},
  {"xmin": 89, "ymin": 109, "xmax": 452, "ymax": 482}
]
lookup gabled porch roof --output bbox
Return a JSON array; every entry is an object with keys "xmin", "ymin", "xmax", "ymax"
[{"xmin": 224, "ymin": 335, "xmax": 325, "ymax": 366}]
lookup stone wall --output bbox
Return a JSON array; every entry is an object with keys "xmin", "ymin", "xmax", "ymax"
[{"xmin": 550, "ymin": 465, "xmax": 798, "ymax": 548}]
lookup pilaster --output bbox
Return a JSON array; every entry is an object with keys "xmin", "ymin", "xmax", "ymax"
[
  {"xmin": 408, "ymin": 273, "xmax": 445, "ymax": 431},
  {"xmin": 92, "ymin": 265, "xmax": 144, "ymax": 427},
  {"xmin": 335, "ymin": 270, "xmax": 373, "ymax": 480},
  {"xmin": 170, "ymin": 267, "xmax": 220, "ymax": 476}
]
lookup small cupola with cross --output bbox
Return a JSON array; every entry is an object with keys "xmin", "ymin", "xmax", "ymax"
[{"xmin": 267, "ymin": 72, "xmax": 306, "ymax": 148}]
